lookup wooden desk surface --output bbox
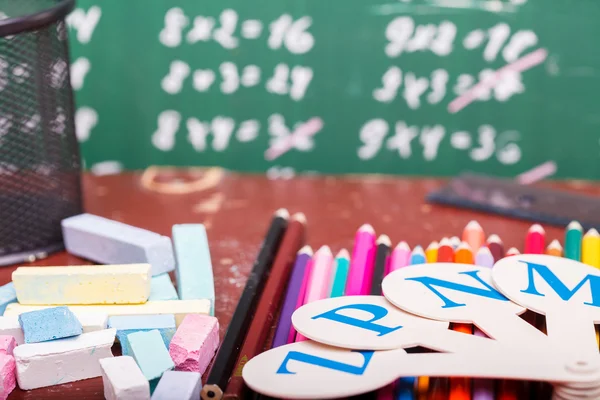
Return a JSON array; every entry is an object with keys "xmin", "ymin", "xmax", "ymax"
[{"xmin": 4, "ymin": 170, "xmax": 599, "ymax": 399}]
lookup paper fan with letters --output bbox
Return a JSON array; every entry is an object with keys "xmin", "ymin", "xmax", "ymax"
[{"xmin": 241, "ymin": 255, "xmax": 600, "ymax": 399}]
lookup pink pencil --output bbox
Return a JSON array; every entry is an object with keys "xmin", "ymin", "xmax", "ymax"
[
  {"xmin": 388, "ymin": 241, "xmax": 411, "ymax": 273},
  {"xmin": 296, "ymin": 245, "xmax": 334, "ymax": 341},
  {"xmin": 345, "ymin": 224, "xmax": 377, "ymax": 295}
]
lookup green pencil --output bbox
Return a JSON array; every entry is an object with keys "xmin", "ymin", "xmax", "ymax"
[
  {"xmin": 565, "ymin": 220, "xmax": 583, "ymax": 261},
  {"xmin": 330, "ymin": 249, "xmax": 350, "ymax": 297}
]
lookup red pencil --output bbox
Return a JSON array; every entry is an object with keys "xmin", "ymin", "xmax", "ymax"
[
  {"xmin": 486, "ymin": 234, "xmax": 504, "ymax": 262},
  {"xmin": 524, "ymin": 224, "xmax": 545, "ymax": 254},
  {"xmin": 437, "ymin": 237, "xmax": 454, "ymax": 262}
]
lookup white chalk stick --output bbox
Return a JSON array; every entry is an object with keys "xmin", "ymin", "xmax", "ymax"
[
  {"xmin": 151, "ymin": 371, "xmax": 201, "ymax": 400},
  {"xmin": 61, "ymin": 213, "xmax": 175, "ymax": 276},
  {"xmin": 0, "ymin": 317, "xmax": 23, "ymax": 345},
  {"xmin": 100, "ymin": 356, "xmax": 150, "ymax": 400},
  {"xmin": 14, "ymin": 328, "xmax": 116, "ymax": 390}
]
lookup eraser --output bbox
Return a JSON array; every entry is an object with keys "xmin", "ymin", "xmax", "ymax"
[
  {"xmin": 172, "ymin": 224, "xmax": 215, "ymax": 315},
  {"xmin": 0, "ymin": 337, "xmax": 15, "ymax": 356},
  {"xmin": 169, "ymin": 314, "xmax": 219, "ymax": 375},
  {"xmin": 12, "ymin": 264, "xmax": 151, "ymax": 305},
  {"xmin": 0, "ymin": 354, "xmax": 15, "ymax": 400},
  {"xmin": 128, "ymin": 330, "xmax": 174, "ymax": 382},
  {"xmin": 5, "ymin": 300, "xmax": 210, "ymax": 326},
  {"xmin": 0, "ymin": 283, "xmax": 16, "ymax": 315},
  {"xmin": 19, "ymin": 306, "xmax": 82, "ymax": 343},
  {"xmin": 14, "ymin": 328, "xmax": 116, "ymax": 390},
  {"xmin": 149, "ymin": 274, "xmax": 178, "ymax": 301},
  {"xmin": 109, "ymin": 315, "xmax": 176, "ymax": 357},
  {"xmin": 100, "ymin": 356, "xmax": 150, "ymax": 400},
  {"xmin": 151, "ymin": 371, "xmax": 201, "ymax": 400},
  {"xmin": 61, "ymin": 213, "xmax": 175, "ymax": 276}
]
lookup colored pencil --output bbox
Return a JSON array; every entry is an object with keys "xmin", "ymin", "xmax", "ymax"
[
  {"xmin": 330, "ymin": 249, "xmax": 350, "ymax": 297},
  {"xmin": 582, "ymin": 228, "xmax": 600, "ymax": 268},
  {"xmin": 437, "ymin": 237, "xmax": 454, "ymax": 262},
  {"xmin": 271, "ymin": 246, "xmax": 313, "ymax": 348},
  {"xmin": 425, "ymin": 241, "xmax": 438, "ymax": 263},
  {"xmin": 449, "ymin": 236, "xmax": 461, "ymax": 249},
  {"xmin": 505, "ymin": 247, "xmax": 520, "ymax": 256},
  {"xmin": 296, "ymin": 245, "xmax": 334, "ymax": 341},
  {"xmin": 450, "ymin": 241, "xmax": 473, "ymax": 400},
  {"xmin": 486, "ymin": 234, "xmax": 504, "ymax": 262},
  {"xmin": 224, "ymin": 212, "xmax": 306, "ymax": 398},
  {"xmin": 564, "ymin": 221, "xmax": 583, "ymax": 261},
  {"xmin": 462, "ymin": 220, "xmax": 485, "ymax": 251},
  {"xmin": 201, "ymin": 209, "xmax": 289, "ymax": 400},
  {"xmin": 545, "ymin": 239, "xmax": 563, "ymax": 257},
  {"xmin": 410, "ymin": 245, "xmax": 426, "ymax": 265},
  {"xmin": 371, "ymin": 235, "xmax": 391, "ymax": 295},
  {"xmin": 475, "ymin": 246, "xmax": 494, "ymax": 268},
  {"xmin": 389, "ymin": 241, "xmax": 411, "ymax": 273},
  {"xmin": 524, "ymin": 224, "xmax": 545, "ymax": 254},
  {"xmin": 345, "ymin": 224, "xmax": 377, "ymax": 295},
  {"xmin": 473, "ymin": 245, "xmax": 494, "ymax": 400}
]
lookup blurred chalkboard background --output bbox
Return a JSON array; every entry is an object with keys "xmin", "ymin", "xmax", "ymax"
[{"xmin": 66, "ymin": 0, "xmax": 600, "ymax": 179}]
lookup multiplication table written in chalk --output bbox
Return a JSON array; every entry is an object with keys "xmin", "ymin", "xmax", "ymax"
[{"xmin": 65, "ymin": 0, "xmax": 600, "ymax": 180}]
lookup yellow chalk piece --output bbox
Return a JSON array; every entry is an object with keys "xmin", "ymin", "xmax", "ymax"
[
  {"xmin": 4, "ymin": 300, "xmax": 210, "ymax": 327},
  {"xmin": 582, "ymin": 229, "xmax": 600, "ymax": 269},
  {"xmin": 12, "ymin": 264, "xmax": 152, "ymax": 305}
]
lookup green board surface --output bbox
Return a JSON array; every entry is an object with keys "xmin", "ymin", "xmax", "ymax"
[{"xmin": 66, "ymin": 0, "xmax": 600, "ymax": 178}]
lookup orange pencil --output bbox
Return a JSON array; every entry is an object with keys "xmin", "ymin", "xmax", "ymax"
[
  {"xmin": 545, "ymin": 239, "xmax": 563, "ymax": 257},
  {"xmin": 524, "ymin": 224, "xmax": 545, "ymax": 254},
  {"xmin": 462, "ymin": 220, "xmax": 485, "ymax": 252}
]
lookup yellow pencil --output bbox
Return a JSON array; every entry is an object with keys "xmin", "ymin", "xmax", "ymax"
[
  {"xmin": 425, "ymin": 241, "xmax": 438, "ymax": 263},
  {"xmin": 582, "ymin": 228, "xmax": 600, "ymax": 268}
]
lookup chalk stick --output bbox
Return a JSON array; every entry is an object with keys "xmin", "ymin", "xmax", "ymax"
[
  {"xmin": 128, "ymin": 330, "xmax": 174, "ymax": 382},
  {"xmin": 61, "ymin": 213, "xmax": 175, "ymax": 276},
  {"xmin": 0, "ymin": 354, "xmax": 15, "ymax": 400},
  {"xmin": 151, "ymin": 371, "xmax": 201, "ymax": 400},
  {"xmin": 12, "ymin": 264, "xmax": 151, "ymax": 305},
  {"xmin": 0, "ymin": 283, "xmax": 16, "ymax": 316},
  {"xmin": 172, "ymin": 224, "xmax": 215, "ymax": 315},
  {"xmin": 0, "ymin": 337, "xmax": 15, "ymax": 356},
  {"xmin": 5, "ymin": 299, "xmax": 210, "ymax": 326},
  {"xmin": 100, "ymin": 356, "xmax": 150, "ymax": 400},
  {"xmin": 149, "ymin": 274, "xmax": 178, "ymax": 301},
  {"xmin": 169, "ymin": 314, "xmax": 219, "ymax": 375},
  {"xmin": 109, "ymin": 315, "xmax": 176, "ymax": 356},
  {"xmin": 14, "ymin": 328, "xmax": 116, "ymax": 390},
  {"xmin": 19, "ymin": 306, "xmax": 82, "ymax": 343}
]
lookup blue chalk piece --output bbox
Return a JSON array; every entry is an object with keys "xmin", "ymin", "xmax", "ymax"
[
  {"xmin": 128, "ymin": 330, "xmax": 174, "ymax": 381},
  {"xmin": 18, "ymin": 306, "xmax": 83, "ymax": 343},
  {"xmin": 117, "ymin": 329, "xmax": 176, "ymax": 357},
  {"xmin": 151, "ymin": 371, "xmax": 201, "ymax": 400},
  {"xmin": 109, "ymin": 315, "xmax": 176, "ymax": 356},
  {"xmin": 61, "ymin": 213, "xmax": 175, "ymax": 276},
  {"xmin": 0, "ymin": 282, "xmax": 17, "ymax": 315},
  {"xmin": 149, "ymin": 274, "xmax": 178, "ymax": 301},
  {"xmin": 172, "ymin": 224, "xmax": 215, "ymax": 315}
]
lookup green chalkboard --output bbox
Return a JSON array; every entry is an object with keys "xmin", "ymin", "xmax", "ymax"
[{"xmin": 65, "ymin": 0, "xmax": 600, "ymax": 179}]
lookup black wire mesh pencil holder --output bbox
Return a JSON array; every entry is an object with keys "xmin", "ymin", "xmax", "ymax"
[{"xmin": 0, "ymin": 0, "xmax": 82, "ymax": 266}]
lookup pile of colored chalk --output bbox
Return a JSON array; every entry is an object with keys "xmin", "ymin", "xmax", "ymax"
[{"xmin": 0, "ymin": 213, "xmax": 220, "ymax": 399}]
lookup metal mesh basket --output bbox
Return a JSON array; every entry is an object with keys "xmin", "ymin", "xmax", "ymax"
[{"xmin": 0, "ymin": 0, "xmax": 82, "ymax": 266}]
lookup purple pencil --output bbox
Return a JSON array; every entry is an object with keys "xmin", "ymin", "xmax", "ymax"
[{"xmin": 271, "ymin": 246, "xmax": 313, "ymax": 348}]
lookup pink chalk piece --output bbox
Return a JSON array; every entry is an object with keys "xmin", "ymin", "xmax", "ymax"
[
  {"xmin": 169, "ymin": 314, "xmax": 219, "ymax": 375},
  {"xmin": 0, "ymin": 354, "xmax": 15, "ymax": 400},
  {"xmin": 0, "ymin": 337, "xmax": 15, "ymax": 356}
]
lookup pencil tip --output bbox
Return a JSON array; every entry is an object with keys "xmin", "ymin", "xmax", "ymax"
[
  {"xmin": 377, "ymin": 234, "xmax": 391, "ymax": 246},
  {"xmin": 465, "ymin": 220, "xmax": 483, "ymax": 231},
  {"xmin": 412, "ymin": 245, "xmax": 425, "ymax": 255},
  {"xmin": 477, "ymin": 246, "xmax": 492, "ymax": 255},
  {"xmin": 450, "ymin": 236, "xmax": 461, "ymax": 247},
  {"xmin": 358, "ymin": 224, "xmax": 375, "ymax": 234},
  {"xmin": 317, "ymin": 245, "xmax": 332, "ymax": 255},
  {"xmin": 395, "ymin": 241, "xmax": 410, "ymax": 251},
  {"xmin": 299, "ymin": 245, "xmax": 313, "ymax": 255},
  {"xmin": 439, "ymin": 237, "xmax": 451, "ymax": 247},
  {"xmin": 275, "ymin": 208, "xmax": 290, "ymax": 219},
  {"xmin": 567, "ymin": 220, "xmax": 583, "ymax": 231},
  {"xmin": 585, "ymin": 228, "xmax": 600, "ymax": 237},
  {"xmin": 336, "ymin": 248, "xmax": 350, "ymax": 259},
  {"xmin": 457, "ymin": 241, "xmax": 472, "ymax": 251},
  {"xmin": 548, "ymin": 239, "xmax": 563, "ymax": 249},
  {"xmin": 426, "ymin": 241, "xmax": 438, "ymax": 250},
  {"xmin": 506, "ymin": 247, "xmax": 521, "ymax": 255},
  {"xmin": 487, "ymin": 234, "xmax": 502, "ymax": 244},
  {"xmin": 291, "ymin": 212, "xmax": 307, "ymax": 224},
  {"xmin": 529, "ymin": 224, "xmax": 545, "ymax": 234}
]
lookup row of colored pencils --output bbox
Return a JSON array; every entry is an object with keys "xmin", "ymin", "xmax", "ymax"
[{"xmin": 201, "ymin": 208, "xmax": 597, "ymax": 400}]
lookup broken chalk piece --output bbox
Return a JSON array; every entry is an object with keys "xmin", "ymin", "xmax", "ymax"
[
  {"xmin": 14, "ymin": 328, "xmax": 116, "ymax": 390},
  {"xmin": 61, "ymin": 213, "xmax": 175, "ymax": 276},
  {"xmin": 172, "ymin": 224, "xmax": 215, "ymax": 315},
  {"xmin": 151, "ymin": 370, "xmax": 201, "ymax": 400},
  {"xmin": 0, "ymin": 317, "xmax": 23, "ymax": 345},
  {"xmin": 108, "ymin": 315, "xmax": 176, "ymax": 357},
  {"xmin": 100, "ymin": 356, "xmax": 150, "ymax": 400},
  {"xmin": 169, "ymin": 314, "xmax": 219, "ymax": 375},
  {"xmin": 0, "ymin": 337, "xmax": 15, "ymax": 356},
  {"xmin": 5, "ymin": 300, "xmax": 210, "ymax": 327},
  {"xmin": 0, "ymin": 354, "xmax": 15, "ymax": 400},
  {"xmin": 19, "ymin": 306, "xmax": 82, "ymax": 343},
  {"xmin": 128, "ymin": 330, "xmax": 174, "ymax": 383},
  {"xmin": 0, "ymin": 283, "xmax": 16, "ymax": 316},
  {"xmin": 12, "ymin": 264, "xmax": 151, "ymax": 305},
  {"xmin": 149, "ymin": 274, "xmax": 178, "ymax": 301}
]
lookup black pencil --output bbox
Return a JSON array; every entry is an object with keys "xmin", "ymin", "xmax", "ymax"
[
  {"xmin": 201, "ymin": 208, "xmax": 290, "ymax": 400},
  {"xmin": 370, "ymin": 234, "xmax": 391, "ymax": 295}
]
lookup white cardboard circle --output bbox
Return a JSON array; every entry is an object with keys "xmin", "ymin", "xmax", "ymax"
[
  {"xmin": 492, "ymin": 254, "xmax": 600, "ymax": 322},
  {"xmin": 382, "ymin": 263, "xmax": 524, "ymax": 323},
  {"xmin": 291, "ymin": 295, "xmax": 448, "ymax": 350}
]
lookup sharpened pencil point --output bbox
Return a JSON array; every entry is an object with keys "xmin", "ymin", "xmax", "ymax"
[
  {"xmin": 316, "ymin": 245, "xmax": 332, "ymax": 255},
  {"xmin": 439, "ymin": 237, "xmax": 451, "ymax": 247},
  {"xmin": 298, "ymin": 245, "xmax": 313, "ymax": 256},
  {"xmin": 377, "ymin": 234, "xmax": 391, "ymax": 246},
  {"xmin": 487, "ymin": 234, "xmax": 502, "ymax": 244},
  {"xmin": 465, "ymin": 220, "xmax": 483, "ymax": 231},
  {"xmin": 395, "ymin": 241, "xmax": 410, "ymax": 251},
  {"xmin": 477, "ymin": 246, "xmax": 492, "ymax": 255},
  {"xmin": 585, "ymin": 228, "xmax": 600, "ymax": 237},
  {"xmin": 274, "ymin": 208, "xmax": 290, "ymax": 219},
  {"xmin": 548, "ymin": 239, "xmax": 563, "ymax": 250},
  {"xmin": 449, "ymin": 236, "xmax": 461, "ymax": 248},
  {"xmin": 567, "ymin": 220, "xmax": 583, "ymax": 231},
  {"xmin": 506, "ymin": 247, "xmax": 521, "ymax": 255},
  {"xmin": 291, "ymin": 212, "xmax": 307, "ymax": 224},
  {"xmin": 411, "ymin": 245, "xmax": 425, "ymax": 255},
  {"xmin": 426, "ymin": 241, "xmax": 438, "ymax": 250},
  {"xmin": 457, "ymin": 241, "xmax": 472, "ymax": 251},
  {"xmin": 358, "ymin": 224, "xmax": 375, "ymax": 234},
  {"xmin": 528, "ymin": 224, "xmax": 545, "ymax": 234},
  {"xmin": 336, "ymin": 248, "xmax": 350, "ymax": 259}
]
